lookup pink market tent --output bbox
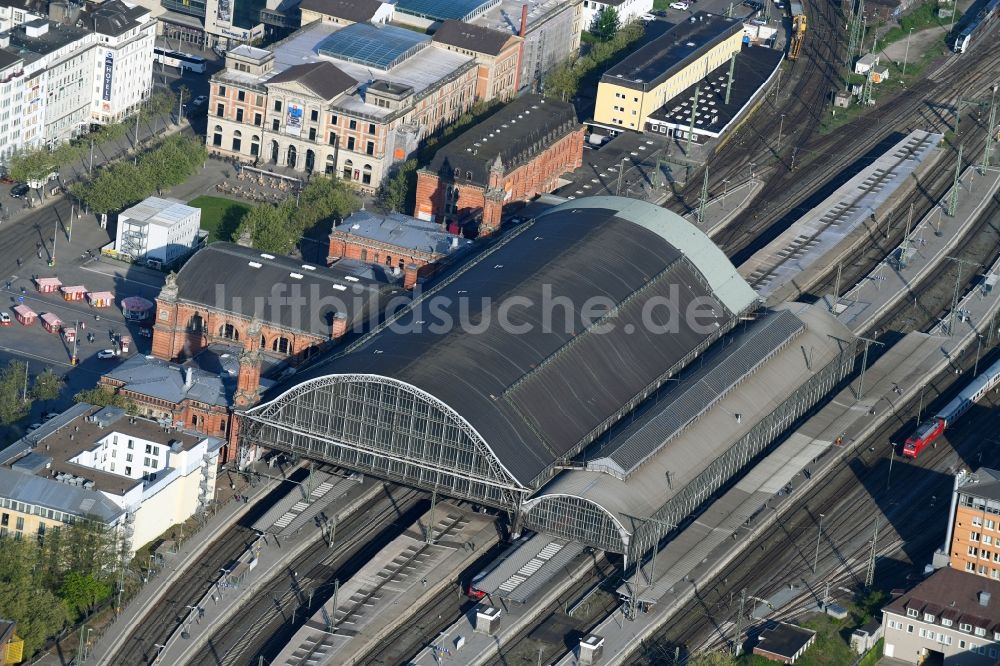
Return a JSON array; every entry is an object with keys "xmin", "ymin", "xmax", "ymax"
[
  {"xmin": 40, "ymin": 312, "xmax": 63, "ymax": 333},
  {"xmin": 13, "ymin": 305, "xmax": 36, "ymax": 325},
  {"xmin": 87, "ymin": 291, "xmax": 114, "ymax": 307},
  {"xmin": 122, "ymin": 296, "xmax": 155, "ymax": 321},
  {"xmin": 35, "ymin": 277, "xmax": 62, "ymax": 293},
  {"xmin": 61, "ymin": 285, "xmax": 87, "ymax": 301}
]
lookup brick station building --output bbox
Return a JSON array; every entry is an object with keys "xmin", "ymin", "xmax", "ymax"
[
  {"xmin": 328, "ymin": 210, "xmax": 474, "ymax": 288},
  {"xmin": 141, "ymin": 242, "xmax": 399, "ymax": 459},
  {"xmin": 151, "ymin": 242, "xmax": 399, "ymax": 364},
  {"xmin": 414, "ymin": 94, "xmax": 584, "ymax": 235}
]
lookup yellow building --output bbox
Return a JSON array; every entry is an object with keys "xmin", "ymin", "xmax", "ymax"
[
  {"xmin": 0, "ymin": 620, "xmax": 24, "ymax": 665},
  {"xmin": 594, "ymin": 12, "xmax": 744, "ymax": 131},
  {"xmin": 0, "ymin": 403, "xmax": 222, "ymax": 555}
]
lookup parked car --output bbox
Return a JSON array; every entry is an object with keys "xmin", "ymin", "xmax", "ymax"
[
  {"xmin": 10, "ymin": 183, "xmax": 29, "ymax": 199},
  {"xmin": 43, "ymin": 412, "xmax": 59, "ymax": 422},
  {"xmin": 97, "ymin": 349, "xmax": 119, "ymax": 360},
  {"xmin": 27, "ymin": 423, "xmax": 42, "ymax": 432},
  {"xmin": 669, "ymin": 1, "xmax": 690, "ymax": 8},
  {"xmin": 0, "ymin": 312, "xmax": 10, "ymax": 326},
  {"xmin": 191, "ymin": 95, "xmax": 208, "ymax": 106}
]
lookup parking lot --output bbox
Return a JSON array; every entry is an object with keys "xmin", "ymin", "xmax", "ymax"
[
  {"xmin": 0, "ymin": 195, "xmax": 165, "ymax": 426},
  {"xmin": 651, "ymin": 0, "xmax": 784, "ymax": 29}
]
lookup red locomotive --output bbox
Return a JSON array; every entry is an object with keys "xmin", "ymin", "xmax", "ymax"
[{"xmin": 902, "ymin": 418, "xmax": 946, "ymax": 458}]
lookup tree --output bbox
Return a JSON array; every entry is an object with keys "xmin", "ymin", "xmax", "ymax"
[
  {"xmin": 237, "ymin": 203, "xmax": 299, "ymax": 254},
  {"xmin": 59, "ymin": 572, "xmax": 112, "ymax": 618},
  {"xmin": 0, "ymin": 539, "xmax": 69, "ymax": 656},
  {"xmin": 7, "ymin": 148, "xmax": 58, "ymax": 185},
  {"xmin": 0, "ymin": 360, "xmax": 30, "ymax": 424},
  {"xmin": 73, "ymin": 386, "xmax": 136, "ymax": 413},
  {"xmin": 31, "ymin": 367, "xmax": 64, "ymax": 402},
  {"xmin": 290, "ymin": 174, "xmax": 358, "ymax": 233},
  {"xmin": 591, "ymin": 6, "xmax": 621, "ymax": 41},
  {"xmin": 72, "ymin": 135, "xmax": 206, "ymax": 213},
  {"xmin": 377, "ymin": 159, "xmax": 419, "ymax": 213}
]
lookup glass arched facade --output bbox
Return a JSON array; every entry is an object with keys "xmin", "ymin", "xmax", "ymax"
[{"xmin": 239, "ymin": 374, "xmax": 526, "ymax": 507}]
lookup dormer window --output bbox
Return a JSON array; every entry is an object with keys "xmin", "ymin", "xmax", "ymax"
[
  {"xmin": 907, "ymin": 608, "xmax": 918, "ymax": 618},
  {"xmin": 923, "ymin": 613, "xmax": 935, "ymax": 623}
]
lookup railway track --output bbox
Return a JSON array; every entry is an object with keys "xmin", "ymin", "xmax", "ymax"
[
  {"xmin": 104, "ymin": 469, "xmax": 308, "ymax": 666},
  {"xmin": 185, "ymin": 484, "xmax": 427, "ymax": 666},
  {"xmin": 682, "ymin": 20, "xmax": 1000, "ymax": 263},
  {"xmin": 626, "ymin": 194, "xmax": 1000, "ymax": 663}
]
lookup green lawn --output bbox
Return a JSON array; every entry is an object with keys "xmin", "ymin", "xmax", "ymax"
[{"xmin": 187, "ymin": 195, "xmax": 252, "ymax": 243}]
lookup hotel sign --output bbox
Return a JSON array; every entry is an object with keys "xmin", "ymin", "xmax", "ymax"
[{"xmin": 102, "ymin": 53, "xmax": 113, "ymax": 102}]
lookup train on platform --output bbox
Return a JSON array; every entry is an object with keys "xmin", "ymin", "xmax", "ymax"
[
  {"xmin": 903, "ymin": 357, "xmax": 1000, "ymax": 458},
  {"xmin": 953, "ymin": 0, "xmax": 1000, "ymax": 53}
]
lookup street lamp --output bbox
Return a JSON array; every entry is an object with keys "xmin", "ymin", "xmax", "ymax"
[
  {"xmin": 887, "ymin": 443, "xmax": 895, "ymax": 491},
  {"xmin": 974, "ymin": 334, "xmax": 985, "ymax": 376},
  {"xmin": 777, "ymin": 113, "xmax": 786, "ymax": 148},
  {"xmin": 813, "ymin": 513, "xmax": 825, "ymax": 573},
  {"xmin": 902, "ymin": 27, "xmax": 914, "ymax": 76}
]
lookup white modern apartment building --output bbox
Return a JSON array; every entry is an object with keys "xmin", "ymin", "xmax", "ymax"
[
  {"xmin": 0, "ymin": 403, "xmax": 223, "ymax": 554},
  {"xmin": 115, "ymin": 196, "xmax": 202, "ymax": 267}
]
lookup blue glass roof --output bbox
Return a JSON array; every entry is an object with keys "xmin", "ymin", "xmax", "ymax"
[
  {"xmin": 316, "ymin": 22, "xmax": 430, "ymax": 70},
  {"xmin": 395, "ymin": 0, "xmax": 495, "ymax": 21}
]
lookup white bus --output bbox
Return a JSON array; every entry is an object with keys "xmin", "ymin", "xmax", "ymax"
[{"xmin": 154, "ymin": 47, "xmax": 207, "ymax": 74}]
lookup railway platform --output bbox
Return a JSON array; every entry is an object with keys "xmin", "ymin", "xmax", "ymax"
[
  {"xmin": 271, "ymin": 502, "xmax": 497, "ymax": 666},
  {"xmin": 686, "ymin": 178, "xmax": 766, "ymax": 239},
  {"xmin": 553, "ymin": 331, "xmax": 953, "ymax": 664},
  {"xmin": 406, "ymin": 534, "xmax": 594, "ymax": 666},
  {"xmin": 739, "ymin": 130, "xmax": 943, "ymax": 306},
  {"xmin": 147, "ymin": 476, "xmax": 380, "ymax": 666},
  {"xmin": 830, "ymin": 166, "xmax": 1000, "ymax": 334},
  {"xmin": 251, "ymin": 469, "xmax": 361, "ymax": 536}
]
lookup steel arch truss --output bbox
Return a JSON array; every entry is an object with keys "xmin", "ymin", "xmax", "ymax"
[
  {"xmin": 520, "ymin": 494, "xmax": 630, "ymax": 554},
  {"xmin": 239, "ymin": 373, "xmax": 527, "ymax": 508}
]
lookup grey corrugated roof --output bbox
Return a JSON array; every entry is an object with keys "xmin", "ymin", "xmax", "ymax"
[
  {"xmin": 603, "ymin": 13, "xmax": 742, "ymax": 91},
  {"xmin": 82, "ymin": 0, "xmax": 149, "ymax": 37},
  {"xmin": 268, "ymin": 61, "xmax": 357, "ymax": 100},
  {"xmin": 525, "ymin": 302, "xmax": 853, "ymax": 533},
  {"xmin": 432, "ymin": 20, "xmax": 514, "ymax": 56},
  {"xmin": 264, "ymin": 198, "xmax": 757, "ymax": 487},
  {"xmin": 333, "ymin": 210, "xmax": 472, "ymax": 256},
  {"xmin": 173, "ymin": 243, "xmax": 402, "ymax": 337},
  {"xmin": 105, "ymin": 356, "xmax": 224, "ymax": 404},
  {"xmin": 0, "ymin": 467, "xmax": 124, "ymax": 523},
  {"xmin": 473, "ymin": 535, "xmax": 583, "ymax": 603},
  {"xmin": 592, "ymin": 309, "xmax": 804, "ymax": 476},
  {"xmin": 103, "ymin": 353, "xmax": 234, "ymax": 407},
  {"xmin": 427, "ymin": 95, "xmax": 578, "ymax": 185},
  {"xmin": 958, "ymin": 468, "xmax": 1000, "ymax": 502}
]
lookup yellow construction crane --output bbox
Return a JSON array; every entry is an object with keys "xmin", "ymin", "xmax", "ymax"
[{"xmin": 789, "ymin": 12, "xmax": 807, "ymax": 60}]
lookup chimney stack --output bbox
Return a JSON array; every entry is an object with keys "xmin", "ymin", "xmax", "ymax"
[
  {"xmin": 980, "ymin": 591, "xmax": 991, "ymax": 607},
  {"xmin": 519, "ymin": 4, "xmax": 528, "ymax": 37},
  {"xmin": 403, "ymin": 263, "xmax": 419, "ymax": 289},
  {"xmin": 332, "ymin": 312, "xmax": 349, "ymax": 339}
]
